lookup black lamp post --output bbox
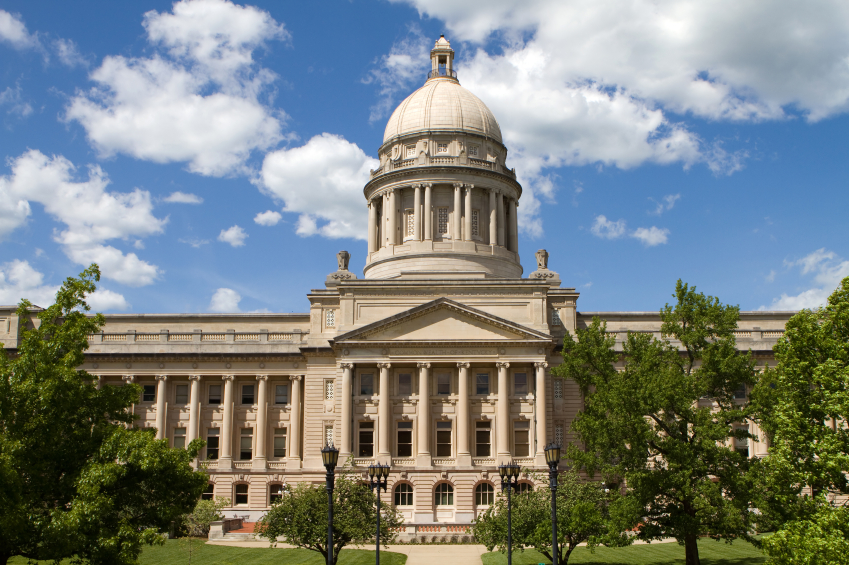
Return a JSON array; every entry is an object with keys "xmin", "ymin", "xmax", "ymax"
[
  {"xmin": 321, "ymin": 443, "xmax": 340, "ymax": 565},
  {"xmin": 367, "ymin": 463, "xmax": 390, "ymax": 565},
  {"xmin": 498, "ymin": 461, "xmax": 521, "ymax": 565},
  {"xmin": 544, "ymin": 442, "xmax": 562, "ymax": 565}
]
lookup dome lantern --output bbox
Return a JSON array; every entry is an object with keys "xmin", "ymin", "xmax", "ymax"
[{"xmin": 428, "ymin": 35, "xmax": 457, "ymax": 81}]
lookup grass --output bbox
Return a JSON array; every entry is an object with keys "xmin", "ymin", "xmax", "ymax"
[
  {"xmin": 9, "ymin": 540, "xmax": 408, "ymax": 565},
  {"xmin": 481, "ymin": 538, "xmax": 767, "ymax": 565}
]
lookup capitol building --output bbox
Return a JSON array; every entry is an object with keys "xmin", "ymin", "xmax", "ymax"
[{"xmin": 1, "ymin": 37, "xmax": 792, "ymax": 526}]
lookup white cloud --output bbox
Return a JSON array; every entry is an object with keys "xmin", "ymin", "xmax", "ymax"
[
  {"xmin": 87, "ymin": 289, "xmax": 130, "ymax": 311},
  {"xmin": 0, "ymin": 150, "xmax": 166, "ymax": 286},
  {"xmin": 65, "ymin": 0, "xmax": 288, "ymax": 177},
  {"xmin": 650, "ymin": 194, "xmax": 680, "ymax": 215},
  {"xmin": 53, "ymin": 38, "xmax": 88, "ymax": 68},
  {"xmin": 163, "ymin": 191, "xmax": 203, "ymax": 204},
  {"xmin": 363, "ymin": 27, "xmax": 431, "ymax": 123},
  {"xmin": 631, "ymin": 226, "xmax": 670, "ymax": 246},
  {"xmin": 260, "ymin": 133, "xmax": 378, "ymax": 239},
  {"xmin": 0, "ymin": 85, "xmax": 33, "ymax": 118},
  {"xmin": 208, "ymin": 287, "xmax": 240, "ymax": 312},
  {"xmin": 254, "ymin": 210, "xmax": 282, "ymax": 226},
  {"xmin": 763, "ymin": 248, "xmax": 849, "ymax": 310},
  {"xmin": 218, "ymin": 225, "xmax": 247, "ymax": 247},
  {"xmin": 591, "ymin": 215, "xmax": 626, "ymax": 239},
  {"xmin": 0, "ymin": 10, "xmax": 40, "ymax": 50},
  {"xmin": 765, "ymin": 269, "xmax": 776, "ymax": 283},
  {"xmin": 179, "ymin": 237, "xmax": 210, "ymax": 247},
  {"xmin": 0, "ymin": 260, "xmax": 58, "ymax": 307}
]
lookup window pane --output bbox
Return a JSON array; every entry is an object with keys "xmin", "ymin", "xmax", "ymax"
[
  {"xmin": 514, "ymin": 373, "xmax": 528, "ymax": 395},
  {"xmin": 275, "ymin": 384, "xmax": 289, "ymax": 405},
  {"xmin": 476, "ymin": 421, "xmax": 491, "ymax": 457},
  {"xmin": 360, "ymin": 374, "xmax": 374, "ymax": 396},
  {"xmin": 514, "ymin": 421, "xmax": 529, "ymax": 457},
  {"xmin": 435, "ymin": 483, "xmax": 453, "ymax": 505},
  {"xmin": 206, "ymin": 429, "xmax": 219, "ymax": 460},
  {"xmin": 240, "ymin": 428, "xmax": 253, "ymax": 460},
  {"xmin": 208, "ymin": 385, "xmax": 221, "ymax": 404},
  {"xmin": 398, "ymin": 374, "xmax": 412, "ymax": 395},
  {"xmin": 175, "ymin": 384, "xmax": 189, "ymax": 404},
  {"xmin": 476, "ymin": 374, "xmax": 489, "ymax": 395},
  {"xmin": 397, "ymin": 427, "xmax": 412, "ymax": 457},
  {"xmin": 395, "ymin": 483, "xmax": 413, "ymax": 506},
  {"xmin": 273, "ymin": 428, "xmax": 287, "ymax": 458},
  {"xmin": 235, "ymin": 484, "xmax": 248, "ymax": 505},
  {"xmin": 242, "ymin": 385, "xmax": 255, "ymax": 405},
  {"xmin": 201, "ymin": 483, "xmax": 214, "ymax": 500},
  {"xmin": 174, "ymin": 428, "xmax": 186, "ymax": 449},
  {"xmin": 476, "ymin": 483, "xmax": 494, "ymax": 506},
  {"xmin": 359, "ymin": 422, "xmax": 374, "ymax": 457},
  {"xmin": 436, "ymin": 421, "xmax": 452, "ymax": 457},
  {"xmin": 142, "ymin": 385, "xmax": 155, "ymax": 402},
  {"xmin": 270, "ymin": 484, "xmax": 284, "ymax": 503},
  {"xmin": 437, "ymin": 373, "xmax": 450, "ymax": 395}
]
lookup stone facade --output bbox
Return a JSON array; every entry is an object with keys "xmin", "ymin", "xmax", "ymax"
[{"xmin": 0, "ymin": 36, "xmax": 794, "ymax": 524}]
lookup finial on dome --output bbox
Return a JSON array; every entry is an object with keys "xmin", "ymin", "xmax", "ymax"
[{"xmin": 428, "ymin": 35, "xmax": 457, "ymax": 82}]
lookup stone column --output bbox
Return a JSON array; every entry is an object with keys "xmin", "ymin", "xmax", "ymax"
[
  {"xmin": 155, "ymin": 375, "xmax": 168, "ymax": 440},
  {"xmin": 423, "ymin": 183, "xmax": 433, "ymax": 240},
  {"xmin": 534, "ymin": 362, "xmax": 548, "ymax": 464},
  {"xmin": 388, "ymin": 189, "xmax": 397, "ymax": 245},
  {"xmin": 417, "ymin": 362, "xmax": 431, "ymax": 465},
  {"xmin": 383, "ymin": 192, "xmax": 389, "ymax": 247},
  {"xmin": 254, "ymin": 375, "xmax": 268, "ymax": 469},
  {"xmin": 368, "ymin": 199, "xmax": 377, "ymax": 254},
  {"xmin": 340, "ymin": 363, "xmax": 354, "ymax": 457},
  {"xmin": 489, "ymin": 188, "xmax": 498, "ymax": 245},
  {"xmin": 496, "ymin": 362, "xmax": 511, "ymax": 460},
  {"xmin": 220, "ymin": 375, "xmax": 234, "ymax": 470},
  {"xmin": 377, "ymin": 363, "xmax": 391, "ymax": 459},
  {"xmin": 188, "ymin": 375, "xmax": 201, "ymax": 442},
  {"xmin": 497, "ymin": 193, "xmax": 505, "ymax": 247},
  {"xmin": 463, "ymin": 185, "xmax": 473, "ymax": 241},
  {"xmin": 289, "ymin": 376, "xmax": 302, "ymax": 466},
  {"xmin": 508, "ymin": 198, "xmax": 519, "ymax": 252},
  {"xmin": 457, "ymin": 362, "xmax": 471, "ymax": 464},
  {"xmin": 453, "ymin": 183, "xmax": 462, "ymax": 240},
  {"xmin": 413, "ymin": 184, "xmax": 422, "ymax": 241}
]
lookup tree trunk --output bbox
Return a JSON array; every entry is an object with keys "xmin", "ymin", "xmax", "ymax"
[{"xmin": 685, "ymin": 534, "xmax": 700, "ymax": 565}]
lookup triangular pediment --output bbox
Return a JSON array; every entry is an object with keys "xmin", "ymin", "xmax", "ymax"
[{"xmin": 332, "ymin": 298, "xmax": 551, "ymax": 345}]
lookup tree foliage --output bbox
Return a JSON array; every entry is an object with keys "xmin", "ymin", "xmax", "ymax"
[
  {"xmin": 183, "ymin": 497, "xmax": 231, "ymax": 537},
  {"xmin": 257, "ymin": 468, "xmax": 404, "ymax": 565},
  {"xmin": 0, "ymin": 265, "xmax": 208, "ymax": 565},
  {"xmin": 750, "ymin": 277, "xmax": 849, "ymax": 564},
  {"xmin": 472, "ymin": 470, "xmax": 635, "ymax": 564},
  {"xmin": 554, "ymin": 280, "xmax": 757, "ymax": 565}
]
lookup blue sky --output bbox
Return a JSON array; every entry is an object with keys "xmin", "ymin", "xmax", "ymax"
[{"xmin": 1, "ymin": 0, "xmax": 848, "ymax": 315}]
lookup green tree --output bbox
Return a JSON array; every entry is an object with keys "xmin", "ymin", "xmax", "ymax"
[
  {"xmin": 0, "ymin": 265, "xmax": 208, "ymax": 565},
  {"xmin": 183, "ymin": 496, "xmax": 231, "ymax": 537},
  {"xmin": 554, "ymin": 280, "xmax": 757, "ymax": 565},
  {"xmin": 257, "ymin": 469, "xmax": 404, "ymax": 565},
  {"xmin": 472, "ymin": 470, "xmax": 635, "ymax": 564},
  {"xmin": 750, "ymin": 277, "xmax": 849, "ymax": 564}
]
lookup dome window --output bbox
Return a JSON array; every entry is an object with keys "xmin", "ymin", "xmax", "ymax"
[
  {"xmin": 405, "ymin": 145, "xmax": 416, "ymax": 159},
  {"xmin": 437, "ymin": 143, "xmax": 448, "ymax": 153},
  {"xmin": 469, "ymin": 145, "xmax": 479, "ymax": 157}
]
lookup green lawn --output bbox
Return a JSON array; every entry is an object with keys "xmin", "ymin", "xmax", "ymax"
[
  {"xmin": 481, "ymin": 538, "xmax": 767, "ymax": 565},
  {"xmin": 9, "ymin": 540, "xmax": 407, "ymax": 565}
]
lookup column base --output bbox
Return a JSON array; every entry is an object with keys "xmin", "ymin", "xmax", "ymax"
[
  {"xmin": 416, "ymin": 454, "xmax": 432, "ymax": 467},
  {"xmin": 456, "ymin": 453, "xmax": 472, "ymax": 466},
  {"xmin": 252, "ymin": 457, "xmax": 267, "ymax": 471},
  {"xmin": 286, "ymin": 457, "xmax": 302, "ymax": 469},
  {"xmin": 534, "ymin": 453, "xmax": 547, "ymax": 467},
  {"xmin": 217, "ymin": 457, "xmax": 233, "ymax": 471},
  {"xmin": 496, "ymin": 454, "xmax": 512, "ymax": 466}
]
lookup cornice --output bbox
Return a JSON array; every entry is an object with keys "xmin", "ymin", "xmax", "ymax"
[{"xmin": 363, "ymin": 165, "xmax": 522, "ymax": 195}]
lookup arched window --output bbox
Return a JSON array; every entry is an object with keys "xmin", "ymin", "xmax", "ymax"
[
  {"xmin": 201, "ymin": 483, "xmax": 214, "ymax": 501},
  {"xmin": 475, "ymin": 483, "xmax": 494, "ymax": 506},
  {"xmin": 434, "ymin": 483, "xmax": 454, "ymax": 506},
  {"xmin": 516, "ymin": 482, "xmax": 533, "ymax": 495},
  {"xmin": 235, "ymin": 484, "xmax": 249, "ymax": 505},
  {"xmin": 395, "ymin": 483, "xmax": 413, "ymax": 506},
  {"xmin": 269, "ymin": 484, "xmax": 285, "ymax": 504}
]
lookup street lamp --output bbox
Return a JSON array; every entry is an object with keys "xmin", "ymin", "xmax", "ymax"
[
  {"xmin": 544, "ymin": 442, "xmax": 562, "ymax": 565},
  {"xmin": 498, "ymin": 461, "xmax": 522, "ymax": 565},
  {"xmin": 367, "ymin": 463, "xmax": 390, "ymax": 565},
  {"xmin": 321, "ymin": 443, "xmax": 340, "ymax": 565}
]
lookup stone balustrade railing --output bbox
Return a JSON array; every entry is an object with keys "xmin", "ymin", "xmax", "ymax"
[
  {"xmin": 369, "ymin": 154, "xmax": 517, "ymax": 179},
  {"xmin": 87, "ymin": 329, "xmax": 307, "ymax": 344}
]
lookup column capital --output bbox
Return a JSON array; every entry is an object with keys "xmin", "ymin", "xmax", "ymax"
[
  {"xmin": 422, "ymin": 182, "xmax": 432, "ymax": 188},
  {"xmin": 256, "ymin": 374, "xmax": 268, "ymax": 381},
  {"xmin": 188, "ymin": 374, "xmax": 202, "ymax": 381},
  {"xmin": 290, "ymin": 375, "xmax": 303, "ymax": 382},
  {"xmin": 490, "ymin": 187, "xmax": 500, "ymax": 194},
  {"xmin": 456, "ymin": 362, "xmax": 470, "ymax": 369},
  {"xmin": 222, "ymin": 374, "xmax": 235, "ymax": 381},
  {"xmin": 377, "ymin": 362, "xmax": 392, "ymax": 369},
  {"xmin": 123, "ymin": 375, "xmax": 135, "ymax": 383},
  {"xmin": 453, "ymin": 182, "xmax": 464, "ymax": 189},
  {"xmin": 417, "ymin": 362, "xmax": 431, "ymax": 369},
  {"xmin": 411, "ymin": 182, "xmax": 421, "ymax": 189},
  {"xmin": 534, "ymin": 362, "xmax": 549, "ymax": 369},
  {"xmin": 496, "ymin": 362, "xmax": 511, "ymax": 369},
  {"xmin": 155, "ymin": 375, "xmax": 168, "ymax": 382},
  {"xmin": 340, "ymin": 362, "xmax": 355, "ymax": 370}
]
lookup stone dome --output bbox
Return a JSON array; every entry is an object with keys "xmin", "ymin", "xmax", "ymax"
[{"xmin": 382, "ymin": 78, "xmax": 503, "ymax": 144}]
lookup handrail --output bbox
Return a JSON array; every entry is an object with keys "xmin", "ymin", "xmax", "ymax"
[{"xmin": 427, "ymin": 69, "xmax": 458, "ymax": 79}]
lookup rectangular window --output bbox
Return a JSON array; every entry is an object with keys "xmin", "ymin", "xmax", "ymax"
[
  {"xmin": 275, "ymin": 384, "xmax": 289, "ymax": 405},
  {"xmin": 358, "ymin": 422, "xmax": 374, "ymax": 457},
  {"xmin": 514, "ymin": 421, "xmax": 530, "ymax": 457},
  {"xmin": 173, "ymin": 427, "xmax": 186, "ymax": 449},
  {"xmin": 555, "ymin": 423, "xmax": 564, "ymax": 447},
  {"xmin": 360, "ymin": 374, "xmax": 374, "ymax": 396},
  {"xmin": 437, "ymin": 373, "xmax": 451, "ymax": 395},
  {"xmin": 397, "ymin": 421, "xmax": 413, "ymax": 457},
  {"xmin": 472, "ymin": 209, "xmax": 479, "ymax": 237},
  {"xmin": 551, "ymin": 309, "xmax": 562, "ymax": 326},
  {"xmin": 476, "ymin": 421, "xmax": 491, "ymax": 457},
  {"xmin": 235, "ymin": 484, "xmax": 248, "ymax": 505},
  {"xmin": 437, "ymin": 207, "xmax": 449, "ymax": 235},
  {"xmin": 514, "ymin": 373, "xmax": 528, "ymax": 395},
  {"xmin": 476, "ymin": 373, "xmax": 490, "ymax": 395},
  {"xmin": 175, "ymin": 384, "xmax": 189, "ymax": 404},
  {"xmin": 405, "ymin": 209, "xmax": 414, "ymax": 236},
  {"xmin": 437, "ymin": 142, "xmax": 448, "ymax": 153},
  {"xmin": 273, "ymin": 428, "xmax": 287, "ymax": 458},
  {"xmin": 142, "ymin": 384, "xmax": 155, "ymax": 402},
  {"xmin": 405, "ymin": 145, "xmax": 416, "ymax": 158},
  {"xmin": 734, "ymin": 384, "xmax": 747, "ymax": 399},
  {"xmin": 201, "ymin": 484, "xmax": 214, "ymax": 500},
  {"xmin": 436, "ymin": 421, "xmax": 452, "ymax": 457},
  {"xmin": 398, "ymin": 373, "xmax": 412, "ymax": 395},
  {"xmin": 325, "ymin": 310, "xmax": 335, "ymax": 328},
  {"xmin": 206, "ymin": 428, "xmax": 220, "ymax": 460},
  {"xmin": 242, "ymin": 384, "xmax": 255, "ymax": 405},
  {"xmin": 240, "ymin": 428, "xmax": 253, "ymax": 460},
  {"xmin": 553, "ymin": 379, "xmax": 563, "ymax": 400},
  {"xmin": 325, "ymin": 380, "xmax": 335, "ymax": 400},
  {"xmin": 469, "ymin": 145, "xmax": 478, "ymax": 157},
  {"xmin": 208, "ymin": 384, "xmax": 221, "ymax": 405}
]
